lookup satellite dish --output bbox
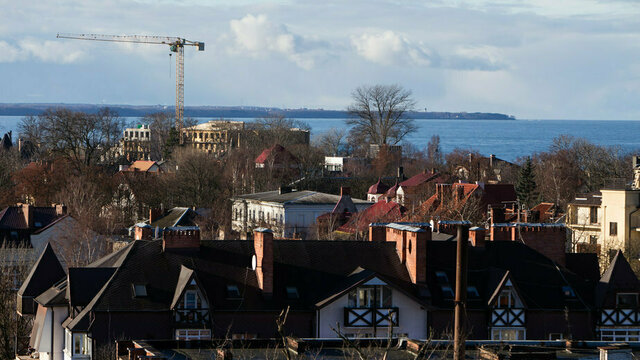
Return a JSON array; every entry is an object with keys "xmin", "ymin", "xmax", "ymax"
[{"xmin": 251, "ymin": 255, "xmax": 257, "ymax": 271}]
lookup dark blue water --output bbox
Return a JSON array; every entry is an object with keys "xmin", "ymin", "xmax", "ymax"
[{"xmin": 2, "ymin": 116, "xmax": 639, "ymax": 162}]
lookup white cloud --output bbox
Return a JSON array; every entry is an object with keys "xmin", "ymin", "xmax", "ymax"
[
  {"xmin": 351, "ymin": 31, "xmax": 435, "ymax": 67},
  {"xmin": 227, "ymin": 14, "xmax": 320, "ymax": 70},
  {"xmin": 0, "ymin": 39, "xmax": 86, "ymax": 64}
]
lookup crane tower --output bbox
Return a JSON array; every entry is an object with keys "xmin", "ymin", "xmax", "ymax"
[{"xmin": 56, "ymin": 33, "xmax": 205, "ymax": 133}]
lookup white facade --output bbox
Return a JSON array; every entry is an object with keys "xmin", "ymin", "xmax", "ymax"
[
  {"xmin": 601, "ymin": 189, "xmax": 640, "ymax": 255},
  {"xmin": 33, "ymin": 304, "xmax": 69, "ymax": 360},
  {"xmin": 123, "ymin": 125, "xmax": 150, "ymax": 141},
  {"xmin": 232, "ymin": 201, "xmax": 370, "ymax": 238},
  {"xmin": 316, "ymin": 277, "xmax": 428, "ymax": 338}
]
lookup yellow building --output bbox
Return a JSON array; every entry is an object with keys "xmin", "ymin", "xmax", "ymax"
[
  {"xmin": 182, "ymin": 120, "xmax": 244, "ymax": 155},
  {"xmin": 600, "ymin": 188, "xmax": 640, "ymax": 257}
]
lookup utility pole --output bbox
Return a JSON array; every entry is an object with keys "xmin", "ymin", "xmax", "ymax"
[{"xmin": 454, "ymin": 223, "xmax": 470, "ymax": 360}]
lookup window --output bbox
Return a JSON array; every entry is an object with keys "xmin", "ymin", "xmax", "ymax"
[
  {"xmin": 491, "ymin": 328, "xmax": 525, "ymax": 340},
  {"xmin": 73, "ymin": 333, "xmax": 91, "ymax": 355},
  {"xmin": 562, "ymin": 286, "xmax": 576, "ymax": 298},
  {"xmin": 600, "ymin": 329, "xmax": 640, "ymax": 342},
  {"xmin": 610, "ymin": 222, "xmax": 618, "ymax": 236},
  {"xmin": 176, "ymin": 329, "xmax": 211, "ymax": 340},
  {"xmin": 589, "ymin": 235, "xmax": 598, "ymax": 245},
  {"xmin": 132, "ymin": 284, "xmax": 147, "ymax": 297},
  {"xmin": 590, "ymin": 207, "xmax": 598, "ymax": 224},
  {"xmin": 226, "ymin": 285, "xmax": 241, "ymax": 299},
  {"xmin": 617, "ymin": 293, "xmax": 638, "ymax": 307},
  {"xmin": 497, "ymin": 290, "xmax": 517, "ymax": 308},
  {"xmin": 286, "ymin": 286, "xmax": 299, "ymax": 299},
  {"xmin": 435, "ymin": 271, "xmax": 449, "ymax": 284},
  {"xmin": 441, "ymin": 286, "xmax": 454, "ymax": 299},
  {"xmin": 184, "ymin": 290, "xmax": 198, "ymax": 309},
  {"xmin": 347, "ymin": 285, "xmax": 392, "ymax": 308}
]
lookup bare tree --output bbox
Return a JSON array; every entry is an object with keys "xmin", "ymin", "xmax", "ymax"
[
  {"xmin": 314, "ymin": 128, "xmax": 346, "ymax": 156},
  {"xmin": 18, "ymin": 108, "xmax": 125, "ymax": 169},
  {"xmin": 346, "ymin": 85, "xmax": 417, "ymax": 146}
]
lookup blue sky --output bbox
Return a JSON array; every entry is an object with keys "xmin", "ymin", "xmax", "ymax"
[{"xmin": 1, "ymin": 0, "xmax": 639, "ymax": 119}]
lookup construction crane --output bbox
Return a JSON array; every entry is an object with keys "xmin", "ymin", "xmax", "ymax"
[{"xmin": 56, "ymin": 33, "xmax": 205, "ymax": 133}]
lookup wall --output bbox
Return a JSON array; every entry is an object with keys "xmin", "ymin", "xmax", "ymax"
[
  {"xmin": 317, "ymin": 282, "xmax": 428, "ymax": 339},
  {"xmin": 601, "ymin": 190, "xmax": 640, "ymax": 253},
  {"xmin": 37, "ymin": 305, "xmax": 68, "ymax": 360}
]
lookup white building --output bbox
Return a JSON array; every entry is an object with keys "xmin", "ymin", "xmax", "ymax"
[{"xmin": 231, "ymin": 188, "xmax": 371, "ymax": 238}]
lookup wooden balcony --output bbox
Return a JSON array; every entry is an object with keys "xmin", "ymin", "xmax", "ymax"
[{"xmin": 344, "ymin": 307, "xmax": 399, "ymax": 328}]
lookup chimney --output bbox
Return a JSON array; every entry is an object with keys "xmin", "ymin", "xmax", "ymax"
[
  {"xmin": 254, "ymin": 228, "xmax": 274, "ymax": 296},
  {"xmin": 386, "ymin": 224, "xmax": 430, "ymax": 284},
  {"xmin": 22, "ymin": 203, "xmax": 33, "ymax": 228},
  {"xmin": 162, "ymin": 227, "xmax": 200, "ymax": 251},
  {"xmin": 469, "ymin": 227, "xmax": 486, "ymax": 247},
  {"xmin": 54, "ymin": 204, "xmax": 67, "ymax": 216},
  {"xmin": 279, "ymin": 186, "xmax": 292, "ymax": 195},
  {"xmin": 340, "ymin": 187, "xmax": 351, "ymax": 197},
  {"xmin": 490, "ymin": 206, "xmax": 505, "ymax": 225},
  {"xmin": 489, "ymin": 154, "xmax": 495, "ymax": 168},
  {"xmin": 369, "ymin": 223, "xmax": 387, "ymax": 242},
  {"xmin": 397, "ymin": 166, "xmax": 404, "ymax": 179},
  {"xmin": 149, "ymin": 208, "xmax": 163, "ymax": 223}
]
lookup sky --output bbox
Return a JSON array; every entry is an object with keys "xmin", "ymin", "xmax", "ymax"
[{"xmin": 1, "ymin": 0, "xmax": 639, "ymax": 120}]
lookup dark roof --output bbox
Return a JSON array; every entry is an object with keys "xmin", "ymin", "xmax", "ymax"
[
  {"xmin": 234, "ymin": 190, "xmax": 370, "ymax": 205},
  {"xmin": 569, "ymin": 192, "xmax": 602, "ymax": 206},
  {"xmin": 0, "ymin": 205, "xmax": 61, "ymax": 231},
  {"xmin": 368, "ymin": 178, "xmax": 390, "ymax": 195},
  {"xmin": 426, "ymin": 241, "xmax": 594, "ymax": 310},
  {"xmin": 566, "ymin": 253, "xmax": 600, "ymax": 283},
  {"xmin": 149, "ymin": 207, "xmax": 193, "ymax": 228},
  {"xmin": 254, "ymin": 144, "xmax": 298, "ymax": 165},
  {"xmin": 64, "ymin": 239, "xmax": 415, "ymax": 332},
  {"xmin": 35, "ymin": 279, "xmax": 68, "ymax": 307},
  {"xmin": 482, "ymin": 184, "xmax": 517, "ymax": 206},
  {"xmin": 18, "ymin": 243, "xmax": 66, "ymax": 298},
  {"xmin": 597, "ymin": 250, "xmax": 640, "ymax": 307},
  {"xmin": 67, "ymin": 267, "xmax": 116, "ymax": 308}
]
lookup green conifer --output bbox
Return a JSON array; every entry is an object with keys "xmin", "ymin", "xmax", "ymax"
[{"xmin": 516, "ymin": 157, "xmax": 538, "ymax": 208}]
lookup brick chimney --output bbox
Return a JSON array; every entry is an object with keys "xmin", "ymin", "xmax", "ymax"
[
  {"xmin": 368, "ymin": 223, "xmax": 387, "ymax": 242},
  {"xmin": 54, "ymin": 204, "xmax": 67, "ymax": 216},
  {"xmin": 21, "ymin": 203, "xmax": 33, "ymax": 228},
  {"xmin": 149, "ymin": 208, "xmax": 163, "ymax": 223},
  {"xmin": 385, "ymin": 224, "xmax": 430, "ymax": 284},
  {"xmin": 340, "ymin": 186, "xmax": 351, "ymax": 197},
  {"xmin": 469, "ymin": 226, "xmax": 486, "ymax": 247},
  {"xmin": 254, "ymin": 228, "xmax": 274, "ymax": 296},
  {"xmin": 162, "ymin": 227, "xmax": 200, "ymax": 251},
  {"xmin": 490, "ymin": 206, "xmax": 506, "ymax": 224}
]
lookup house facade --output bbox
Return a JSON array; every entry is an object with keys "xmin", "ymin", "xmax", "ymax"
[
  {"xmin": 567, "ymin": 192, "xmax": 603, "ymax": 252},
  {"xmin": 231, "ymin": 188, "xmax": 371, "ymax": 238}
]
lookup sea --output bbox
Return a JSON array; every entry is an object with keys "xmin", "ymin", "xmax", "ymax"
[{"xmin": 2, "ymin": 115, "xmax": 639, "ymax": 162}]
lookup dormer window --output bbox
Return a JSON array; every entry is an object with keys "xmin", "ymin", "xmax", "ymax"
[
  {"xmin": 436, "ymin": 271, "xmax": 449, "ymax": 284},
  {"xmin": 226, "ymin": 285, "xmax": 241, "ymax": 299},
  {"xmin": 562, "ymin": 286, "xmax": 576, "ymax": 298},
  {"xmin": 441, "ymin": 286, "xmax": 454, "ymax": 299},
  {"xmin": 617, "ymin": 293, "xmax": 638, "ymax": 307},
  {"xmin": 286, "ymin": 286, "xmax": 299, "ymax": 300},
  {"xmin": 348, "ymin": 285, "xmax": 392, "ymax": 308},
  {"xmin": 132, "ymin": 284, "xmax": 147, "ymax": 297}
]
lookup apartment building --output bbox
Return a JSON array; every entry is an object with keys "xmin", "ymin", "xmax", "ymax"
[{"xmin": 121, "ymin": 124, "xmax": 151, "ymax": 161}]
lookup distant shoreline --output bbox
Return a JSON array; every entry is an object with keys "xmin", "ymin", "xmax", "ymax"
[{"xmin": 0, "ymin": 103, "xmax": 516, "ymax": 120}]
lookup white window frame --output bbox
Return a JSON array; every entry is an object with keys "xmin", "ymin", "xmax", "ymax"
[
  {"xmin": 491, "ymin": 327, "xmax": 526, "ymax": 341},
  {"xmin": 71, "ymin": 332, "xmax": 91, "ymax": 356},
  {"xmin": 184, "ymin": 290, "xmax": 198, "ymax": 309},
  {"xmin": 175, "ymin": 329, "xmax": 211, "ymax": 340}
]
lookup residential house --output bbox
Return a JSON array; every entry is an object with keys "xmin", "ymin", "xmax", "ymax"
[
  {"xmin": 133, "ymin": 207, "xmax": 201, "ymax": 240},
  {"xmin": 394, "ymin": 170, "xmax": 441, "ymax": 206},
  {"xmin": 567, "ymin": 192, "xmax": 602, "ymax": 252},
  {"xmin": 120, "ymin": 160, "xmax": 163, "ymax": 173},
  {"xmin": 22, "ymin": 220, "xmax": 633, "ymax": 360},
  {"xmin": 0, "ymin": 204, "xmax": 67, "ymax": 247},
  {"xmin": 231, "ymin": 187, "xmax": 371, "ymax": 238},
  {"xmin": 367, "ymin": 178, "xmax": 390, "ymax": 202},
  {"xmin": 454, "ymin": 153, "xmax": 519, "ymax": 182},
  {"xmin": 336, "ymin": 200, "xmax": 407, "ymax": 236},
  {"xmin": 324, "ymin": 156, "xmax": 366, "ymax": 174},
  {"xmin": 254, "ymin": 144, "xmax": 299, "ymax": 169}
]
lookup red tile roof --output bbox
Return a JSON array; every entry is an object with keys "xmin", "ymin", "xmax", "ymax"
[
  {"xmin": 255, "ymin": 144, "xmax": 298, "ymax": 165},
  {"xmin": 337, "ymin": 200, "xmax": 406, "ymax": 234},
  {"xmin": 127, "ymin": 160, "xmax": 158, "ymax": 172},
  {"xmin": 399, "ymin": 171, "xmax": 440, "ymax": 188},
  {"xmin": 385, "ymin": 181, "xmax": 400, "ymax": 197}
]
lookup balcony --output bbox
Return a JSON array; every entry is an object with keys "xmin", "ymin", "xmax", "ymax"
[
  {"xmin": 344, "ymin": 307, "xmax": 399, "ymax": 327},
  {"xmin": 174, "ymin": 308, "xmax": 210, "ymax": 326}
]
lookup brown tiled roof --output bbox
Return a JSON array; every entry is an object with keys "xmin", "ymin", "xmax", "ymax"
[
  {"xmin": 0, "ymin": 206, "xmax": 61, "ymax": 230},
  {"xmin": 127, "ymin": 160, "xmax": 157, "ymax": 172},
  {"xmin": 399, "ymin": 171, "xmax": 439, "ymax": 188},
  {"xmin": 254, "ymin": 144, "xmax": 298, "ymax": 165},
  {"xmin": 367, "ymin": 178, "xmax": 390, "ymax": 195},
  {"xmin": 337, "ymin": 201, "xmax": 406, "ymax": 234}
]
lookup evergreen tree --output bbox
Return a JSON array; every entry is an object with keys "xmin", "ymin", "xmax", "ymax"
[{"xmin": 516, "ymin": 157, "xmax": 538, "ymax": 208}]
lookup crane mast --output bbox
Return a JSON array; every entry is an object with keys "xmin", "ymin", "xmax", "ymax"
[{"xmin": 56, "ymin": 33, "xmax": 204, "ymax": 135}]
